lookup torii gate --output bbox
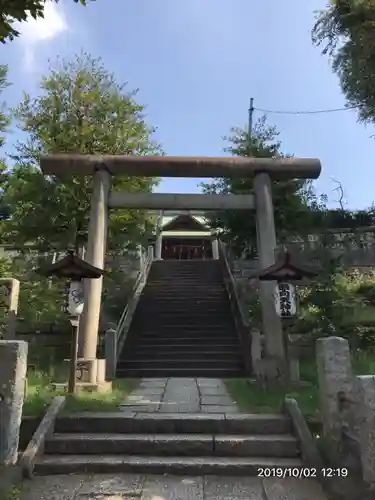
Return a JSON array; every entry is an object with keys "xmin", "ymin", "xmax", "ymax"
[{"xmin": 40, "ymin": 155, "xmax": 321, "ymax": 384}]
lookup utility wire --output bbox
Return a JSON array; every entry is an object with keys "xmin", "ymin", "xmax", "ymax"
[{"xmin": 254, "ymin": 105, "xmax": 357, "ymax": 115}]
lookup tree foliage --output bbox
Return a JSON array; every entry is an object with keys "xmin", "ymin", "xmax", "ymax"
[
  {"xmin": 0, "ymin": 0, "xmax": 93, "ymax": 43},
  {"xmin": 202, "ymin": 116, "xmax": 324, "ymax": 257},
  {"xmin": 2, "ymin": 53, "xmax": 161, "ymax": 254},
  {"xmin": 312, "ymin": 0, "xmax": 375, "ymax": 124},
  {"xmin": 0, "ymin": 64, "xmax": 10, "ymax": 223}
]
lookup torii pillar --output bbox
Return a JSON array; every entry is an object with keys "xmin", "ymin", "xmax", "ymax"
[
  {"xmin": 78, "ymin": 165, "xmax": 112, "ymax": 383},
  {"xmin": 254, "ymin": 172, "xmax": 284, "ymax": 360}
]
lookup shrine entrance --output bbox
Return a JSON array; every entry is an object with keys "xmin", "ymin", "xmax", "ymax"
[
  {"xmin": 161, "ymin": 237, "xmax": 213, "ymax": 260},
  {"xmin": 40, "ymin": 154, "xmax": 321, "ymax": 384}
]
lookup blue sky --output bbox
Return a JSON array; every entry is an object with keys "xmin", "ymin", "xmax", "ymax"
[{"xmin": 2, "ymin": 0, "xmax": 374, "ymax": 209}]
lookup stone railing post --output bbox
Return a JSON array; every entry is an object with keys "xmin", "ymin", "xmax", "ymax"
[
  {"xmin": 0, "ymin": 340, "xmax": 28, "ymax": 466},
  {"xmin": 104, "ymin": 328, "xmax": 117, "ymax": 380}
]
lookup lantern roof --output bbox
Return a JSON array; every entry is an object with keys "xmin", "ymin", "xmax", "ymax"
[
  {"xmin": 250, "ymin": 250, "xmax": 320, "ymax": 282},
  {"xmin": 36, "ymin": 251, "xmax": 103, "ymax": 280}
]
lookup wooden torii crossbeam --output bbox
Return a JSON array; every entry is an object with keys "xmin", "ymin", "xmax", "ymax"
[{"xmin": 40, "ymin": 154, "xmax": 321, "ymax": 180}]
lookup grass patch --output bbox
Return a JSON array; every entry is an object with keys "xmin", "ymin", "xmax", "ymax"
[
  {"xmin": 225, "ymin": 360, "xmax": 320, "ymax": 419},
  {"xmin": 24, "ymin": 369, "xmax": 138, "ymax": 417},
  {"xmin": 225, "ymin": 377, "xmax": 320, "ymax": 419},
  {"xmin": 352, "ymin": 349, "xmax": 375, "ymax": 375},
  {"xmin": 226, "ymin": 351, "xmax": 375, "ymax": 419}
]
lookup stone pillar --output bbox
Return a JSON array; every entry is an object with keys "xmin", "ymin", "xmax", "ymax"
[
  {"xmin": 0, "ymin": 278, "xmax": 20, "ymax": 340},
  {"xmin": 0, "ymin": 341, "xmax": 28, "ymax": 466},
  {"xmin": 78, "ymin": 166, "xmax": 112, "ymax": 379},
  {"xmin": 356, "ymin": 375, "xmax": 375, "ymax": 484},
  {"xmin": 104, "ymin": 328, "xmax": 117, "ymax": 380},
  {"xmin": 316, "ymin": 337, "xmax": 355, "ymax": 450},
  {"xmin": 212, "ymin": 237, "xmax": 219, "ymax": 260},
  {"xmin": 155, "ymin": 231, "xmax": 163, "ymax": 260},
  {"xmin": 253, "ymin": 172, "xmax": 284, "ymax": 360}
]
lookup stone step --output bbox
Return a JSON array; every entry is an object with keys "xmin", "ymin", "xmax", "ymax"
[
  {"xmin": 116, "ymin": 359, "xmax": 243, "ymax": 369},
  {"xmin": 44, "ymin": 433, "xmax": 299, "ymax": 457},
  {"xmin": 136, "ymin": 329, "xmax": 238, "ymax": 336},
  {"xmin": 133, "ymin": 322, "xmax": 234, "ymax": 331},
  {"xmin": 141, "ymin": 296, "xmax": 228, "ymax": 301},
  {"xmin": 34, "ymin": 455, "xmax": 303, "ymax": 476},
  {"xmin": 116, "ymin": 367, "xmax": 245, "ymax": 377},
  {"xmin": 54, "ymin": 413, "xmax": 293, "ymax": 435},
  {"xmin": 124, "ymin": 341, "xmax": 240, "ymax": 350},
  {"xmin": 126, "ymin": 338, "xmax": 240, "ymax": 345},
  {"xmin": 133, "ymin": 337, "xmax": 239, "ymax": 344},
  {"xmin": 128, "ymin": 351, "xmax": 241, "ymax": 360},
  {"xmin": 134, "ymin": 323, "xmax": 235, "ymax": 329}
]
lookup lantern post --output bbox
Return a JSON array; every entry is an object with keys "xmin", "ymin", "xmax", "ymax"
[
  {"xmin": 36, "ymin": 251, "xmax": 103, "ymax": 394},
  {"xmin": 250, "ymin": 250, "xmax": 320, "ymax": 385}
]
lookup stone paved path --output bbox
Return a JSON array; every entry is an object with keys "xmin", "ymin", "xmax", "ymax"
[
  {"xmin": 119, "ymin": 377, "xmax": 238, "ymax": 413},
  {"xmin": 21, "ymin": 473, "xmax": 328, "ymax": 500},
  {"xmin": 20, "ymin": 378, "xmax": 328, "ymax": 500}
]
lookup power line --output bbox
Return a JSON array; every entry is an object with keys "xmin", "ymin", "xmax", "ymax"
[{"xmin": 254, "ymin": 105, "xmax": 357, "ymax": 115}]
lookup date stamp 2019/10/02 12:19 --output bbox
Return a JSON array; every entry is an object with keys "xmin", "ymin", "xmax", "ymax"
[{"xmin": 257, "ymin": 468, "xmax": 348, "ymax": 479}]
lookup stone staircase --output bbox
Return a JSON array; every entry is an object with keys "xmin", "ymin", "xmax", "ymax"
[
  {"xmin": 116, "ymin": 260, "xmax": 246, "ymax": 378},
  {"xmin": 34, "ymin": 412, "xmax": 303, "ymax": 475}
]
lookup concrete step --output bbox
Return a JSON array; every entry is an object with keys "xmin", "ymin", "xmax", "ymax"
[
  {"xmin": 44, "ymin": 433, "xmax": 299, "ymax": 457},
  {"xmin": 54, "ymin": 413, "xmax": 293, "ymax": 435},
  {"xmin": 116, "ymin": 367, "xmax": 245, "ymax": 377},
  {"xmin": 34, "ymin": 455, "xmax": 303, "ymax": 476}
]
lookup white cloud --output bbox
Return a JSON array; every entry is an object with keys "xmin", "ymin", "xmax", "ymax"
[{"xmin": 16, "ymin": 1, "xmax": 68, "ymax": 71}]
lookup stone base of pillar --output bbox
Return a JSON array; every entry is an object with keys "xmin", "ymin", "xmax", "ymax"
[
  {"xmin": 254, "ymin": 355, "xmax": 289, "ymax": 391},
  {"xmin": 62, "ymin": 357, "xmax": 108, "ymax": 386},
  {"xmin": 52, "ymin": 381, "xmax": 112, "ymax": 393}
]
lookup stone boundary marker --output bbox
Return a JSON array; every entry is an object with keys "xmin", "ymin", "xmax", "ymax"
[{"xmin": 20, "ymin": 396, "xmax": 66, "ymax": 478}]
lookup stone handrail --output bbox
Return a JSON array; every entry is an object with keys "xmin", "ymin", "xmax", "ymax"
[
  {"xmin": 20, "ymin": 396, "xmax": 65, "ymax": 478},
  {"xmin": 115, "ymin": 247, "xmax": 154, "ymax": 360},
  {"xmin": 218, "ymin": 240, "xmax": 252, "ymax": 374},
  {"xmin": 284, "ymin": 397, "xmax": 323, "ymax": 470}
]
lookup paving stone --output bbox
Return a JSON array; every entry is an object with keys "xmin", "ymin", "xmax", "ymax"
[
  {"xmin": 77, "ymin": 496, "xmax": 138, "ymax": 500},
  {"xmin": 130, "ymin": 388, "xmax": 165, "ymax": 396},
  {"xmin": 196, "ymin": 378, "xmax": 226, "ymax": 389},
  {"xmin": 160, "ymin": 378, "xmax": 200, "ymax": 413},
  {"xmin": 20, "ymin": 474, "xmax": 85, "ymax": 500},
  {"xmin": 201, "ymin": 405, "xmax": 238, "ymax": 413},
  {"xmin": 139, "ymin": 381, "xmax": 166, "ymax": 389},
  {"xmin": 198, "ymin": 387, "xmax": 228, "ymax": 396},
  {"xmin": 120, "ymin": 404, "xmax": 160, "ymax": 412},
  {"xmin": 125, "ymin": 394, "xmax": 163, "ymax": 403},
  {"xmin": 140, "ymin": 474, "xmax": 203, "ymax": 500},
  {"xmin": 263, "ymin": 478, "xmax": 328, "ymax": 500},
  {"xmin": 201, "ymin": 396, "xmax": 235, "ymax": 406},
  {"xmin": 79, "ymin": 474, "xmax": 145, "ymax": 496},
  {"xmin": 203, "ymin": 475, "xmax": 264, "ymax": 499}
]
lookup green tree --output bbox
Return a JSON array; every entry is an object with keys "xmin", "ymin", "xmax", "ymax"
[
  {"xmin": 2, "ymin": 53, "xmax": 161, "ymax": 254},
  {"xmin": 312, "ymin": 0, "xmax": 375, "ymax": 124},
  {"xmin": 0, "ymin": 0, "xmax": 93, "ymax": 43},
  {"xmin": 0, "ymin": 64, "xmax": 10, "ymax": 223},
  {"xmin": 202, "ymin": 116, "xmax": 323, "ymax": 257}
]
